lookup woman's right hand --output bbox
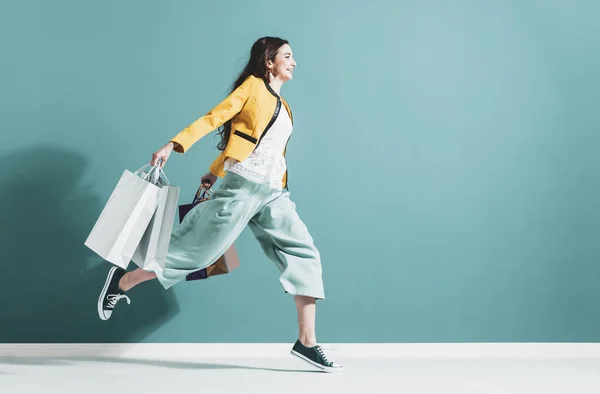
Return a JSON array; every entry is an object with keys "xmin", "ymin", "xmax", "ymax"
[
  {"xmin": 151, "ymin": 142, "xmax": 175, "ymax": 167},
  {"xmin": 201, "ymin": 172, "xmax": 217, "ymax": 186}
]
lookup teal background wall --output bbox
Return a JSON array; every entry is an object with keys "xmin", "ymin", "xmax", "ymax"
[{"xmin": 1, "ymin": 0, "xmax": 599, "ymax": 343}]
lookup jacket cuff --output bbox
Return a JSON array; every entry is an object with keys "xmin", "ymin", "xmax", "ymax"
[{"xmin": 169, "ymin": 132, "xmax": 193, "ymax": 153}]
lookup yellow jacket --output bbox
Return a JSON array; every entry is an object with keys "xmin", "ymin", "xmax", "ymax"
[{"xmin": 170, "ymin": 75, "xmax": 293, "ymax": 189}]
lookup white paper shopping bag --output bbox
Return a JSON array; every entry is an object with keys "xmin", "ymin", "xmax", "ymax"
[
  {"xmin": 132, "ymin": 167, "xmax": 180, "ymax": 272},
  {"xmin": 84, "ymin": 165, "xmax": 162, "ymax": 268}
]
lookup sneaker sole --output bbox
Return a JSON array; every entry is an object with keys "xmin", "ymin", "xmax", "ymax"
[
  {"xmin": 290, "ymin": 350, "xmax": 344, "ymax": 373},
  {"xmin": 97, "ymin": 266, "xmax": 118, "ymax": 321}
]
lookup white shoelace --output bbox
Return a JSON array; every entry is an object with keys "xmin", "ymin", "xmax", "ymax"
[
  {"xmin": 316, "ymin": 346, "xmax": 332, "ymax": 365},
  {"xmin": 107, "ymin": 293, "xmax": 131, "ymax": 308}
]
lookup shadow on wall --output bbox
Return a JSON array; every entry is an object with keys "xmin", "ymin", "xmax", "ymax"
[{"xmin": 0, "ymin": 146, "xmax": 179, "ymax": 343}]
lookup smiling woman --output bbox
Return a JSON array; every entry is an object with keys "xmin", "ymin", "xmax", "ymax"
[
  {"xmin": 95, "ymin": 36, "xmax": 343, "ymax": 373},
  {"xmin": 215, "ymin": 38, "xmax": 296, "ymax": 153}
]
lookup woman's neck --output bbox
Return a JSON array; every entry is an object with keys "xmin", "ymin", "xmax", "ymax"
[{"xmin": 268, "ymin": 76, "xmax": 284, "ymax": 95}]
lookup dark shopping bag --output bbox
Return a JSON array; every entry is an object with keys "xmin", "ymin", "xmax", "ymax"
[{"xmin": 178, "ymin": 184, "xmax": 240, "ymax": 281}]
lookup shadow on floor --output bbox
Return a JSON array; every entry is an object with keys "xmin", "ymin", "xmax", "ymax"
[{"xmin": 0, "ymin": 356, "xmax": 320, "ymax": 373}]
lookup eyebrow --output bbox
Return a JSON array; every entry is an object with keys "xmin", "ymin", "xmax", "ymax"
[{"xmin": 284, "ymin": 52, "xmax": 293, "ymax": 56}]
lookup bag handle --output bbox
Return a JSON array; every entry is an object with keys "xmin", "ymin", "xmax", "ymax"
[
  {"xmin": 157, "ymin": 166, "xmax": 171, "ymax": 185},
  {"xmin": 134, "ymin": 164, "xmax": 152, "ymax": 176},
  {"xmin": 134, "ymin": 160, "xmax": 170, "ymax": 186},
  {"xmin": 192, "ymin": 184, "xmax": 213, "ymax": 204},
  {"xmin": 192, "ymin": 186, "xmax": 203, "ymax": 203},
  {"xmin": 142, "ymin": 166, "xmax": 161, "ymax": 185}
]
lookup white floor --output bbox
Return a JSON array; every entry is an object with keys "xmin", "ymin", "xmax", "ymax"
[{"xmin": 1, "ymin": 353, "xmax": 600, "ymax": 394}]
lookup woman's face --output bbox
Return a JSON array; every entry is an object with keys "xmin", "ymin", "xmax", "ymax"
[{"xmin": 268, "ymin": 44, "xmax": 296, "ymax": 82}]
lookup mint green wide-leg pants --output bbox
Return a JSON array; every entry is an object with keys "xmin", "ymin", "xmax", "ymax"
[{"xmin": 154, "ymin": 171, "xmax": 325, "ymax": 299}]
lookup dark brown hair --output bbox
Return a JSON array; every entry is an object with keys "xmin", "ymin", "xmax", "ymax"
[{"xmin": 216, "ymin": 36, "xmax": 288, "ymax": 151}]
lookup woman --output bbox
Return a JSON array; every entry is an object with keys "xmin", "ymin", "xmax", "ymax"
[{"xmin": 97, "ymin": 37, "xmax": 342, "ymax": 373}]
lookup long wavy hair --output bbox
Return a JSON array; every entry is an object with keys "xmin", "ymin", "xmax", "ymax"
[{"xmin": 215, "ymin": 36, "xmax": 288, "ymax": 151}]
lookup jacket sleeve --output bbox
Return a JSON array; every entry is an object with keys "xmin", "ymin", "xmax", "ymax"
[{"xmin": 170, "ymin": 76, "xmax": 255, "ymax": 153}]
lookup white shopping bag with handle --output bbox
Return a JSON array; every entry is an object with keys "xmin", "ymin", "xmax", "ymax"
[
  {"xmin": 132, "ymin": 166, "xmax": 180, "ymax": 272},
  {"xmin": 84, "ymin": 164, "xmax": 163, "ymax": 268}
]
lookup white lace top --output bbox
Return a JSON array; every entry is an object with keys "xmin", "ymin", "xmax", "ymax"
[{"xmin": 223, "ymin": 106, "xmax": 292, "ymax": 190}]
